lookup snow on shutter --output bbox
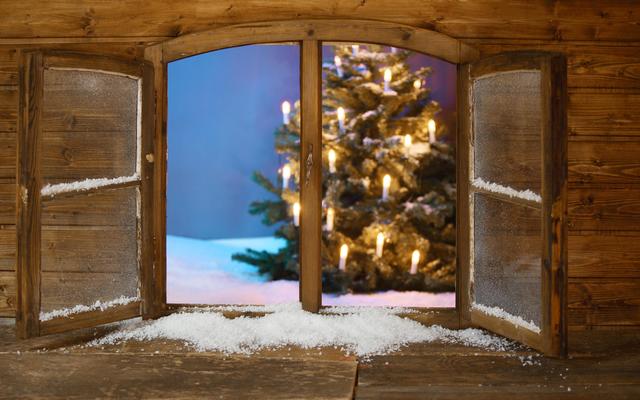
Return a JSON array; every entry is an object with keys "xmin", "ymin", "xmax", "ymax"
[
  {"xmin": 17, "ymin": 51, "xmax": 155, "ymax": 338},
  {"xmin": 458, "ymin": 52, "xmax": 568, "ymax": 356}
]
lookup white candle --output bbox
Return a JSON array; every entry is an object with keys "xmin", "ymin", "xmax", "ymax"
[
  {"xmin": 328, "ymin": 149, "xmax": 337, "ymax": 173},
  {"xmin": 337, "ymin": 107, "xmax": 345, "ymax": 132},
  {"xmin": 282, "ymin": 164, "xmax": 291, "ymax": 190},
  {"xmin": 410, "ymin": 250, "xmax": 420, "ymax": 275},
  {"xmin": 292, "ymin": 202, "xmax": 300, "ymax": 227},
  {"xmin": 376, "ymin": 232, "xmax": 385, "ymax": 258},
  {"xmin": 281, "ymin": 101, "xmax": 291, "ymax": 125},
  {"xmin": 326, "ymin": 207, "xmax": 335, "ymax": 232},
  {"xmin": 351, "ymin": 44, "xmax": 359, "ymax": 56},
  {"xmin": 339, "ymin": 244, "xmax": 349, "ymax": 271},
  {"xmin": 428, "ymin": 119, "xmax": 437, "ymax": 143},
  {"xmin": 413, "ymin": 79, "xmax": 422, "ymax": 90},
  {"xmin": 383, "ymin": 68, "xmax": 392, "ymax": 92},
  {"xmin": 334, "ymin": 55, "xmax": 343, "ymax": 77},
  {"xmin": 403, "ymin": 134, "xmax": 412, "ymax": 156},
  {"xmin": 382, "ymin": 174, "xmax": 391, "ymax": 201}
]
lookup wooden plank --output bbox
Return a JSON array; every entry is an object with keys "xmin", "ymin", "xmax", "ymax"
[
  {"xmin": 0, "ymin": 228, "xmax": 16, "ymax": 271},
  {"xmin": 0, "ymin": 270, "xmax": 16, "ymax": 317},
  {"xmin": 567, "ymin": 187, "xmax": 640, "ymax": 232},
  {"xmin": 569, "ymin": 92, "xmax": 640, "ymax": 137},
  {"xmin": 41, "ymin": 130, "xmax": 137, "ymax": 180},
  {"xmin": 41, "ymin": 228, "xmax": 137, "ymax": 273},
  {"xmin": 2, "ymin": 352, "xmax": 357, "ymax": 400},
  {"xmin": 41, "ymin": 186, "xmax": 138, "ymax": 226},
  {"xmin": 162, "ymin": 19, "xmax": 478, "ymax": 64},
  {"xmin": 0, "ymin": 182, "xmax": 15, "ymax": 225},
  {"xmin": 40, "ymin": 301, "xmax": 140, "ymax": 335},
  {"xmin": 569, "ymin": 306, "xmax": 640, "ymax": 327},
  {"xmin": 0, "ymin": 1, "xmax": 639, "ymax": 41},
  {"xmin": 0, "ymin": 48, "xmax": 18, "ymax": 86},
  {"xmin": 16, "ymin": 51, "xmax": 43, "ymax": 338},
  {"xmin": 299, "ymin": 40, "xmax": 322, "ymax": 313},
  {"xmin": 0, "ymin": 131, "xmax": 16, "ymax": 178},
  {"xmin": 144, "ymin": 44, "xmax": 167, "ymax": 318},
  {"xmin": 0, "ymin": 85, "xmax": 17, "ymax": 132},
  {"xmin": 569, "ymin": 139, "xmax": 640, "ymax": 184},
  {"xmin": 569, "ymin": 278, "xmax": 640, "ymax": 311},
  {"xmin": 40, "ymin": 272, "xmax": 139, "ymax": 315},
  {"xmin": 477, "ymin": 43, "xmax": 640, "ymax": 89},
  {"xmin": 569, "ymin": 233, "xmax": 640, "ymax": 278}
]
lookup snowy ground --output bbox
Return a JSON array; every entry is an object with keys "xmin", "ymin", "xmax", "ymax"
[{"xmin": 167, "ymin": 235, "xmax": 455, "ymax": 308}]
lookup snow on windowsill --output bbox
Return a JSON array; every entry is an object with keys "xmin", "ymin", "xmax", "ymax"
[
  {"xmin": 39, "ymin": 296, "xmax": 139, "ymax": 322},
  {"xmin": 472, "ymin": 303, "xmax": 541, "ymax": 334},
  {"xmin": 472, "ymin": 177, "xmax": 541, "ymax": 203},
  {"xmin": 41, "ymin": 174, "xmax": 139, "ymax": 197},
  {"xmin": 90, "ymin": 302, "xmax": 517, "ymax": 358}
]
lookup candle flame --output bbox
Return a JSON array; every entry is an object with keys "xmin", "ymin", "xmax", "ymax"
[
  {"xmin": 382, "ymin": 174, "xmax": 391, "ymax": 189},
  {"xmin": 411, "ymin": 249, "xmax": 420, "ymax": 265},
  {"xmin": 413, "ymin": 79, "xmax": 422, "ymax": 89},
  {"xmin": 281, "ymin": 100, "xmax": 291, "ymax": 115},
  {"xmin": 337, "ymin": 107, "xmax": 345, "ymax": 122},
  {"xmin": 351, "ymin": 44, "xmax": 359, "ymax": 55},
  {"xmin": 282, "ymin": 164, "xmax": 291, "ymax": 180},
  {"xmin": 340, "ymin": 244, "xmax": 349, "ymax": 258},
  {"xmin": 384, "ymin": 68, "xmax": 392, "ymax": 83},
  {"xmin": 293, "ymin": 202, "xmax": 300, "ymax": 216},
  {"xmin": 328, "ymin": 149, "xmax": 337, "ymax": 163},
  {"xmin": 377, "ymin": 232, "xmax": 385, "ymax": 246},
  {"xmin": 403, "ymin": 134, "xmax": 412, "ymax": 148},
  {"xmin": 428, "ymin": 119, "xmax": 436, "ymax": 135}
]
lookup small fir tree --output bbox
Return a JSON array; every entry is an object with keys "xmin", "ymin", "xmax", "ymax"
[{"xmin": 233, "ymin": 45, "xmax": 456, "ymax": 293}]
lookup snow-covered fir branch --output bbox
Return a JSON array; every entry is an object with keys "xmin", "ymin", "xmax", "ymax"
[{"xmin": 472, "ymin": 177, "xmax": 542, "ymax": 203}]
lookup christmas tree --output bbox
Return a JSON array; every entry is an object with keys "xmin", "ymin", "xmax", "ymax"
[{"xmin": 233, "ymin": 45, "xmax": 456, "ymax": 293}]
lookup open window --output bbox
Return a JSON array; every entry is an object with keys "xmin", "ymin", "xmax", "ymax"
[
  {"xmin": 16, "ymin": 51, "xmax": 155, "ymax": 338},
  {"xmin": 458, "ymin": 52, "xmax": 568, "ymax": 356},
  {"xmin": 15, "ymin": 21, "xmax": 567, "ymax": 357}
]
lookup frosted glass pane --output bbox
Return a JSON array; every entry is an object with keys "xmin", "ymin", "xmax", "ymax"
[
  {"xmin": 473, "ymin": 71, "xmax": 541, "ymax": 192},
  {"xmin": 42, "ymin": 69, "xmax": 139, "ymax": 181},
  {"xmin": 473, "ymin": 193, "xmax": 541, "ymax": 328},
  {"xmin": 39, "ymin": 186, "xmax": 139, "ymax": 317}
]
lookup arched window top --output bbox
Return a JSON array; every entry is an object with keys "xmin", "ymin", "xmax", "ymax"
[{"xmin": 154, "ymin": 19, "xmax": 479, "ymax": 64}]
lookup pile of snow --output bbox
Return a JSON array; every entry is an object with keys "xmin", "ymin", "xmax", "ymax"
[
  {"xmin": 472, "ymin": 303, "xmax": 541, "ymax": 334},
  {"xmin": 40, "ymin": 296, "xmax": 139, "ymax": 322},
  {"xmin": 472, "ymin": 177, "xmax": 541, "ymax": 203},
  {"xmin": 91, "ymin": 303, "xmax": 515, "ymax": 357},
  {"xmin": 41, "ymin": 174, "xmax": 139, "ymax": 197},
  {"xmin": 167, "ymin": 235, "xmax": 455, "ymax": 308}
]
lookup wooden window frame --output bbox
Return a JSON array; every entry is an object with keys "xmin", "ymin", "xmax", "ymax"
[{"xmin": 16, "ymin": 50, "xmax": 155, "ymax": 338}]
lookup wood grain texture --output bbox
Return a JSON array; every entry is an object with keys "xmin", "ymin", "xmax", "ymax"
[
  {"xmin": 569, "ymin": 233, "xmax": 640, "ymax": 278},
  {"xmin": 39, "ymin": 301, "xmax": 140, "ymax": 335},
  {"xmin": 0, "ymin": 270, "xmax": 16, "ymax": 317},
  {"xmin": 569, "ymin": 139, "xmax": 640, "ymax": 184},
  {"xmin": 567, "ymin": 187, "xmax": 640, "ymax": 232},
  {"xmin": 0, "ymin": 227, "xmax": 16, "ymax": 271},
  {"xmin": 0, "ymin": 1, "xmax": 639, "ymax": 41},
  {"xmin": 569, "ymin": 92, "xmax": 640, "ymax": 137},
  {"xmin": 0, "ymin": 85, "xmax": 17, "ymax": 132},
  {"xmin": 299, "ymin": 40, "xmax": 322, "ymax": 313}
]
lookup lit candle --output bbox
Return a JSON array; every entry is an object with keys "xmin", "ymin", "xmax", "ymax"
[
  {"xmin": 351, "ymin": 44, "xmax": 359, "ymax": 56},
  {"xmin": 282, "ymin": 164, "xmax": 291, "ymax": 190},
  {"xmin": 376, "ymin": 232, "xmax": 385, "ymax": 258},
  {"xmin": 413, "ymin": 79, "xmax": 422, "ymax": 90},
  {"xmin": 390, "ymin": 46, "xmax": 397, "ymax": 54},
  {"xmin": 383, "ymin": 68, "xmax": 392, "ymax": 92},
  {"xmin": 328, "ymin": 149, "xmax": 337, "ymax": 173},
  {"xmin": 326, "ymin": 207, "xmax": 334, "ymax": 231},
  {"xmin": 428, "ymin": 119, "xmax": 437, "ymax": 143},
  {"xmin": 410, "ymin": 250, "xmax": 420, "ymax": 275},
  {"xmin": 382, "ymin": 174, "xmax": 391, "ymax": 201},
  {"xmin": 339, "ymin": 244, "xmax": 349, "ymax": 271},
  {"xmin": 403, "ymin": 134, "xmax": 412, "ymax": 156},
  {"xmin": 337, "ymin": 107, "xmax": 346, "ymax": 132},
  {"xmin": 281, "ymin": 101, "xmax": 291, "ymax": 124},
  {"xmin": 292, "ymin": 202, "xmax": 300, "ymax": 227},
  {"xmin": 334, "ymin": 55, "xmax": 343, "ymax": 78}
]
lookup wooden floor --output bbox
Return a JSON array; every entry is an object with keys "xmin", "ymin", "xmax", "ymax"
[{"xmin": 1, "ymin": 319, "xmax": 639, "ymax": 399}]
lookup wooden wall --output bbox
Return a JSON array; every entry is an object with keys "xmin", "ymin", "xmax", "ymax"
[{"xmin": 0, "ymin": 1, "xmax": 638, "ymax": 335}]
